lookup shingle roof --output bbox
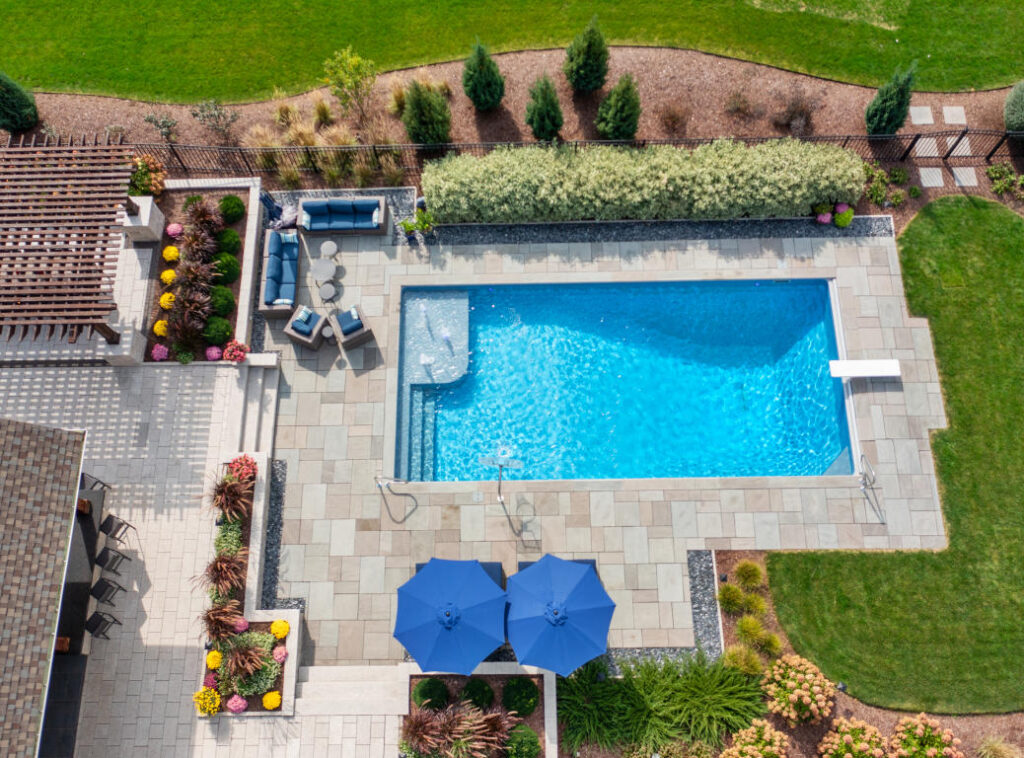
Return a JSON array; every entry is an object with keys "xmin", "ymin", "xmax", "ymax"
[{"xmin": 0, "ymin": 418, "xmax": 85, "ymax": 758}]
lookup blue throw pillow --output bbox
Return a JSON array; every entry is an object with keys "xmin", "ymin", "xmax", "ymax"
[
  {"xmin": 280, "ymin": 231, "xmax": 298, "ymax": 244},
  {"xmin": 352, "ymin": 198, "xmax": 378, "ymax": 214},
  {"xmin": 264, "ymin": 278, "xmax": 280, "ymax": 305},
  {"xmin": 267, "ymin": 231, "xmax": 282, "ymax": 255}
]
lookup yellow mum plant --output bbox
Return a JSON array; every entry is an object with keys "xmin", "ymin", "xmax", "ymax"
[
  {"xmin": 159, "ymin": 292, "xmax": 175, "ymax": 310},
  {"xmin": 262, "ymin": 690, "xmax": 282, "ymax": 710},
  {"xmin": 160, "ymin": 268, "xmax": 177, "ymax": 285},
  {"xmin": 162, "ymin": 245, "xmax": 179, "ymax": 262},
  {"xmin": 270, "ymin": 619, "xmax": 290, "ymax": 639},
  {"xmin": 193, "ymin": 686, "xmax": 221, "ymax": 716},
  {"xmin": 206, "ymin": 649, "xmax": 223, "ymax": 669},
  {"xmin": 153, "ymin": 320, "xmax": 169, "ymax": 337}
]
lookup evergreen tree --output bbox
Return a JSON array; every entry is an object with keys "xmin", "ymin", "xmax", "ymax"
[
  {"xmin": 595, "ymin": 74, "xmax": 641, "ymax": 140},
  {"xmin": 563, "ymin": 16, "xmax": 609, "ymax": 93},
  {"xmin": 402, "ymin": 80, "xmax": 452, "ymax": 144},
  {"xmin": 525, "ymin": 75, "xmax": 563, "ymax": 141},
  {"xmin": 865, "ymin": 63, "xmax": 916, "ymax": 135},
  {"xmin": 0, "ymin": 71, "xmax": 38, "ymax": 133},
  {"xmin": 462, "ymin": 42, "xmax": 505, "ymax": 111}
]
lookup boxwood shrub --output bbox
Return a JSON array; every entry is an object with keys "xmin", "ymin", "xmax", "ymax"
[
  {"xmin": 218, "ymin": 194, "xmax": 246, "ymax": 224},
  {"xmin": 502, "ymin": 676, "xmax": 539, "ymax": 716},
  {"xmin": 217, "ymin": 228, "xmax": 241, "ymax": 256},
  {"xmin": 412, "ymin": 677, "xmax": 449, "ymax": 710},
  {"xmin": 506, "ymin": 724, "xmax": 542, "ymax": 758},
  {"xmin": 422, "ymin": 140, "xmax": 864, "ymax": 223},
  {"xmin": 202, "ymin": 316, "xmax": 234, "ymax": 346},
  {"xmin": 210, "ymin": 284, "xmax": 236, "ymax": 317},
  {"xmin": 214, "ymin": 252, "xmax": 240, "ymax": 284},
  {"xmin": 460, "ymin": 678, "xmax": 494, "ymax": 709}
]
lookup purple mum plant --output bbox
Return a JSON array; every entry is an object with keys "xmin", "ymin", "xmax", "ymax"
[{"xmin": 151, "ymin": 343, "xmax": 170, "ymax": 361}]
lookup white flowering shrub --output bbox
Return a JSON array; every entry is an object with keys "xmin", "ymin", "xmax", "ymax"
[{"xmin": 422, "ymin": 141, "xmax": 865, "ymax": 223}]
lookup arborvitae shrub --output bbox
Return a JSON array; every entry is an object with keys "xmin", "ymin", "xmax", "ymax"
[
  {"xmin": 0, "ymin": 71, "xmax": 38, "ymax": 133},
  {"xmin": 595, "ymin": 74, "xmax": 641, "ymax": 140},
  {"xmin": 865, "ymin": 64, "xmax": 916, "ymax": 135},
  {"xmin": 402, "ymin": 80, "xmax": 451, "ymax": 144},
  {"xmin": 462, "ymin": 42, "xmax": 505, "ymax": 111},
  {"xmin": 563, "ymin": 16, "xmax": 609, "ymax": 93},
  {"xmin": 525, "ymin": 75, "xmax": 563, "ymax": 141}
]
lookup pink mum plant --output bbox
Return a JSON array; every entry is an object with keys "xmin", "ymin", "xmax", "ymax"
[
  {"xmin": 203, "ymin": 672, "xmax": 217, "ymax": 689},
  {"xmin": 233, "ymin": 617, "xmax": 250, "ymax": 633},
  {"xmin": 228, "ymin": 454, "xmax": 258, "ymax": 482},
  {"xmin": 223, "ymin": 339, "xmax": 249, "ymax": 364},
  {"xmin": 816, "ymin": 212, "xmax": 833, "ymax": 224},
  {"xmin": 225, "ymin": 694, "xmax": 248, "ymax": 714},
  {"xmin": 206, "ymin": 345, "xmax": 223, "ymax": 362},
  {"xmin": 835, "ymin": 203, "xmax": 850, "ymax": 214},
  {"xmin": 166, "ymin": 222, "xmax": 184, "ymax": 239},
  {"xmin": 272, "ymin": 645, "xmax": 288, "ymax": 664},
  {"xmin": 151, "ymin": 343, "xmax": 169, "ymax": 362}
]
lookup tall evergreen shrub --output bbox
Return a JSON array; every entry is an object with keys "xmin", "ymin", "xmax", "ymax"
[
  {"xmin": 525, "ymin": 75, "xmax": 563, "ymax": 141},
  {"xmin": 402, "ymin": 80, "xmax": 452, "ymax": 144},
  {"xmin": 0, "ymin": 72, "xmax": 38, "ymax": 133},
  {"xmin": 563, "ymin": 16, "xmax": 609, "ymax": 93},
  {"xmin": 462, "ymin": 42, "xmax": 505, "ymax": 111},
  {"xmin": 865, "ymin": 64, "xmax": 916, "ymax": 135},
  {"xmin": 596, "ymin": 74, "xmax": 641, "ymax": 139},
  {"xmin": 1004, "ymin": 82, "xmax": 1024, "ymax": 131}
]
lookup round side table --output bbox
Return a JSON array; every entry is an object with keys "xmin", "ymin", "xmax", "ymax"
[
  {"xmin": 311, "ymin": 258, "xmax": 337, "ymax": 283},
  {"xmin": 322, "ymin": 325, "xmax": 335, "ymax": 342},
  {"xmin": 320, "ymin": 239, "xmax": 338, "ymax": 257},
  {"xmin": 319, "ymin": 282, "xmax": 337, "ymax": 301}
]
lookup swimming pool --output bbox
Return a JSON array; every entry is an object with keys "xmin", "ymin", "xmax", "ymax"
[{"xmin": 397, "ymin": 280, "xmax": 852, "ymax": 482}]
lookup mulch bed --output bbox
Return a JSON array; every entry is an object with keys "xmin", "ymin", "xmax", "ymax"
[
  {"xmin": 716, "ymin": 551, "xmax": 1024, "ymax": 758},
  {"xmin": 144, "ymin": 188, "xmax": 249, "ymax": 361},
  {"xmin": 17, "ymin": 47, "xmax": 1012, "ymax": 147},
  {"xmin": 408, "ymin": 673, "xmax": 546, "ymax": 755}
]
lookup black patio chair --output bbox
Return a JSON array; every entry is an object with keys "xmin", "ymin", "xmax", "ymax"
[
  {"xmin": 517, "ymin": 558, "xmax": 597, "ymax": 573},
  {"xmin": 90, "ymin": 577, "xmax": 126, "ymax": 607},
  {"xmin": 416, "ymin": 561, "xmax": 506, "ymax": 589},
  {"xmin": 84, "ymin": 611, "xmax": 121, "ymax": 640},
  {"xmin": 99, "ymin": 514, "xmax": 134, "ymax": 546},
  {"xmin": 95, "ymin": 546, "xmax": 131, "ymax": 576}
]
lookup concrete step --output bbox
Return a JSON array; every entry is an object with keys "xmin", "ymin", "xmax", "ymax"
[
  {"xmin": 220, "ymin": 364, "xmax": 249, "ymax": 459},
  {"xmin": 256, "ymin": 365, "xmax": 280, "ymax": 455},
  {"xmin": 294, "ymin": 667, "xmax": 409, "ymax": 716},
  {"xmin": 294, "ymin": 693, "xmax": 409, "ymax": 716},
  {"xmin": 240, "ymin": 365, "xmax": 263, "ymax": 452},
  {"xmin": 299, "ymin": 665, "xmax": 405, "ymax": 683}
]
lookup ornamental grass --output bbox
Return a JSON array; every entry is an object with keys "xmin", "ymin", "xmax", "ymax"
[
  {"xmin": 402, "ymin": 702, "xmax": 515, "ymax": 758},
  {"xmin": 212, "ymin": 475, "xmax": 254, "ymax": 523},
  {"xmin": 762, "ymin": 655, "xmax": 836, "ymax": 727},
  {"xmin": 721, "ymin": 719, "xmax": 789, "ymax": 758},
  {"xmin": 200, "ymin": 598, "xmax": 244, "ymax": 642},
  {"xmin": 223, "ymin": 638, "xmax": 268, "ymax": 679},
  {"xmin": 887, "ymin": 714, "xmax": 964, "ymax": 758},
  {"xmin": 203, "ymin": 548, "xmax": 248, "ymax": 596},
  {"xmin": 819, "ymin": 718, "xmax": 885, "ymax": 758}
]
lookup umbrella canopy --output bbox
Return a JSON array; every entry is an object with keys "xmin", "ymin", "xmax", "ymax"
[
  {"xmin": 507, "ymin": 554, "xmax": 616, "ymax": 676},
  {"xmin": 394, "ymin": 558, "xmax": 507, "ymax": 676}
]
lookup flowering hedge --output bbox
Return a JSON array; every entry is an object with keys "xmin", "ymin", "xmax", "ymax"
[
  {"xmin": 422, "ymin": 141, "xmax": 865, "ymax": 223},
  {"xmin": 887, "ymin": 715, "xmax": 963, "ymax": 758},
  {"xmin": 721, "ymin": 719, "xmax": 789, "ymax": 758},
  {"xmin": 819, "ymin": 718, "xmax": 885, "ymax": 758},
  {"xmin": 763, "ymin": 655, "xmax": 836, "ymax": 726}
]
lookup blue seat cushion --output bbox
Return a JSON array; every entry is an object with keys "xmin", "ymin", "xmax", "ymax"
[
  {"xmin": 265, "ymin": 255, "xmax": 283, "ymax": 282},
  {"xmin": 280, "ymin": 241, "xmax": 299, "ymax": 262},
  {"xmin": 264, "ymin": 277, "xmax": 280, "ymax": 305},
  {"xmin": 337, "ymin": 308, "xmax": 363, "ymax": 335},
  {"xmin": 354, "ymin": 219, "xmax": 377, "ymax": 231},
  {"xmin": 331, "ymin": 216, "xmax": 355, "ymax": 230},
  {"xmin": 278, "ymin": 281, "xmax": 296, "ymax": 304},
  {"xmin": 304, "ymin": 200, "xmax": 328, "ymax": 215},
  {"xmin": 328, "ymin": 199, "xmax": 354, "ymax": 214},
  {"xmin": 352, "ymin": 198, "xmax": 378, "ymax": 214},
  {"xmin": 267, "ymin": 230, "xmax": 282, "ymax": 255},
  {"xmin": 280, "ymin": 259, "xmax": 297, "ymax": 285},
  {"xmin": 308, "ymin": 216, "xmax": 331, "ymax": 232},
  {"xmin": 291, "ymin": 311, "xmax": 320, "ymax": 336}
]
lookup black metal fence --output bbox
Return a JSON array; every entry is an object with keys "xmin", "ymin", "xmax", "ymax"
[{"xmin": 131, "ymin": 130, "xmax": 1024, "ymax": 187}]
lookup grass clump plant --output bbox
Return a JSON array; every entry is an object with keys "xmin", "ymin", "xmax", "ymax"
[
  {"xmin": 718, "ymin": 583, "xmax": 744, "ymax": 614},
  {"xmin": 734, "ymin": 560, "xmax": 764, "ymax": 590},
  {"xmin": 978, "ymin": 736, "xmax": 1021, "ymax": 758},
  {"xmin": 723, "ymin": 644, "xmax": 764, "ymax": 676},
  {"xmin": 736, "ymin": 615, "xmax": 764, "ymax": 645}
]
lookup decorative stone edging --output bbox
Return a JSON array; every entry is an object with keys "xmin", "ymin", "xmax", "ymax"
[
  {"xmin": 434, "ymin": 215, "xmax": 893, "ymax": 245},
  {"xmin": 688, "ymin": 550, "xmax": 724, "ymax": 659}
]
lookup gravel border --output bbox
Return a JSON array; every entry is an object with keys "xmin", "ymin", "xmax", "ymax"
[
  {"xmin": 435, "ymin": 215, "xmax": 893, "ymax": 246},
  {"xmin": 688, "ymin": 550, "xmax": 724, "ymax": 659},
  {"xmin": 260, "ymin": 458, "xmax": 304, "ymax": 611}
]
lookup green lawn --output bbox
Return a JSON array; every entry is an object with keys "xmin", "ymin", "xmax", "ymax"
[
  {"xmin": 768, "ymin": 196, "xmax": 1024, "ymax": 713},
  {"xmin": 6, "ymin": 1, "xmax": 1024, "ymax": 101}
]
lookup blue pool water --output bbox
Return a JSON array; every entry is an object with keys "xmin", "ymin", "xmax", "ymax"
[{"xmin": 404, "ymin": 280, "xmax": 851, "ymax": 481}]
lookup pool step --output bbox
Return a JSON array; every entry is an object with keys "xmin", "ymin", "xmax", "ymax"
[
  {"xmin": 420, "ymin": 390, "xmax": 436, "ymax": 481},
  {"xmin": 408, "ymin": 387, "xmax": 425, "ymax": 481}
]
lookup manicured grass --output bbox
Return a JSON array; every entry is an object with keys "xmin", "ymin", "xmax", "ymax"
[
  {"xmin": 768, "ymin": 196, "xmax": 1024, "ymax": 713},
  {"xmin": 6, "ymin": 1, "xmax": 1024, "ymax": 101}
]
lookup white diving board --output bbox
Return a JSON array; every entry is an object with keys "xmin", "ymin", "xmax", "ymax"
[{"xmin": 829, "ymin": 359, "xmax": 901, "ymax": 379}]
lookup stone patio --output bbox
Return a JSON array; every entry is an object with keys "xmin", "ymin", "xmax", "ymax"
[{"xmin": 265, "ymin": 217, "xmax": 947, "ymax": 666}]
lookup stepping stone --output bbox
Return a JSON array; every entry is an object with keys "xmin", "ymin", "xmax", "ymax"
[
  {"xmin": 914, "ymin": 137, "xmax": 939, "ymax": 158},
  {"xmin": 919, "ymin": 167, "xmax": 945, "ymax": 188},
  {"xmin": 946, "ymin": 135, "xmax": 972, "ymax": 158},
  {"xmin": 909, "ymin": 106, "xmax": 934, "ymax": 125},
  {"xmin": 952, "ymin": 167, "xmax": 978, "ymax": 187},
  {"xmin": 942, "ymin": 106, "xmax": 967, "ymax": 125}
]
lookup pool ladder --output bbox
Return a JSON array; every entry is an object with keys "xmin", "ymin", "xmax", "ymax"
[{"xmin": 858, "ymin": 454, "xmax": 886, "ymax": 524}]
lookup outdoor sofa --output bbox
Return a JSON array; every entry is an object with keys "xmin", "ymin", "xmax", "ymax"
[
  {"xmin": 298, "ymin": 197, "xmax": 390, "ymax": 235},
  {"xmin": 259, "ymin": 230, "xmax": 300, "ymax": 318}
]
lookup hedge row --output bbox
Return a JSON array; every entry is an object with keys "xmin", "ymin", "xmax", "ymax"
[{"xmin": 422, "ymin": 140, "xmax": 864, "ymax": 224}]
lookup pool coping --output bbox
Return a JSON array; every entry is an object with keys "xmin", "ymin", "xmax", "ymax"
[{"xmin": 382, "ymin": 268, "xmax": 862, "ymax": 495}]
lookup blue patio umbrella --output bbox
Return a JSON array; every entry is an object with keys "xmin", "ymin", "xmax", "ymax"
[
  {"xmin": 507, "ymin": 554, "xmax": 616, "ymax": 676},
  {"xmin": 394, "ymin": 558, "xmax": 507, "ymax": 676}
]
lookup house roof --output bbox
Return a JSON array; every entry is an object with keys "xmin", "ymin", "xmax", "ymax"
[
  {"xmin": 0, "ymin": 136, "xmax": 133, "ymax": 343},
  {"xmin": 0, "ymin": 418, "xmax": 85, "ymax": 758}
]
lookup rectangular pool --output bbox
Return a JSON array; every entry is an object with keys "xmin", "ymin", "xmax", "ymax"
[{"xmin": 397, "ymin": 280, "xmax": 852, "ymax": 481}]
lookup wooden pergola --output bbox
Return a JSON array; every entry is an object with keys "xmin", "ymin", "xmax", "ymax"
[{"xmin": 0, "ymin": 135, "xmax": 134, "ymax": 344}]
